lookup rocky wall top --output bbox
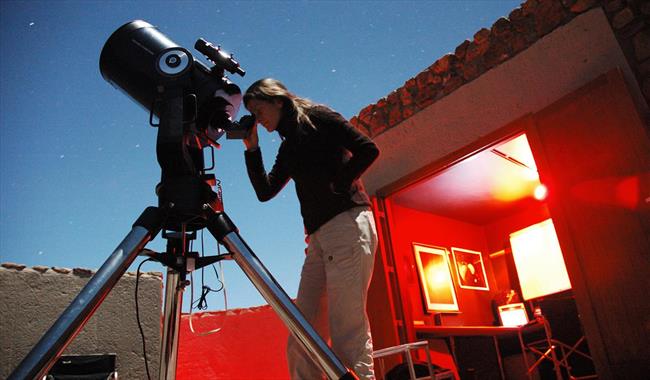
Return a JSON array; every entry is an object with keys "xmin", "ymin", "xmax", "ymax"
[{"xmin": 351, "ymin": 0, "xmax": 650, "ymax": 138}]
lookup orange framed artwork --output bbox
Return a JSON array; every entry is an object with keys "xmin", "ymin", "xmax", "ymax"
[{"xmin": 413, "ymin": 243, "xmax": 459, "ymax": 312}]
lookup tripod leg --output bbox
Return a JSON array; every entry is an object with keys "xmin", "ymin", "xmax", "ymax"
[
  {"xmin": 9, "ymin": 207, "xmax": 163, "ymax": 380},
  {"xmin": 207, "ymin": 212, "xmax": 358, "ymax": 380},
  {"xmin": 159, "ymin": 267, "xmax": 184, "ymax": 380},
  {"xmin": 158, "ymin": 233, "xmax": 191, "ymax": 380}
]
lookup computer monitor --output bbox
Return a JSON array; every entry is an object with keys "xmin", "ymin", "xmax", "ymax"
[{"xmin": 498, "ymin": 303, "xmax": 529, "ymax": 327}]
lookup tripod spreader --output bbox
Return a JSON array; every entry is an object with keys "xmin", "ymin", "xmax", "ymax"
[{"xmin": 142, "ymin": 248, "xmax": 233, "ymax": 274}]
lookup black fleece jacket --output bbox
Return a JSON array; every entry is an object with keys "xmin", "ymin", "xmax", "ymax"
[{"xmin": 244, "ymin": 105, "xmax": 379, "ymax": 234}]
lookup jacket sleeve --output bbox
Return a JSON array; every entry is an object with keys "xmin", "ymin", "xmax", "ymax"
[
  {"xmin": 244, "ymin": 146, "xmax": 291, "ymax": 202},
  {"xmin": 312, "ymin": 106, "xmax": 379, "ymax": 192}
]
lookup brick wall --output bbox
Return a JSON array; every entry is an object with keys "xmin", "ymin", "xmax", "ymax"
[{"xmin": 352, "ymin": 0, "xmax": 650, "ymax": 138}]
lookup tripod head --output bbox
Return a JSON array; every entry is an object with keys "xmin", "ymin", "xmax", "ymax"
[{"xmin": 100, "ymin": 20, "xmax": 249, "ymax": 232}]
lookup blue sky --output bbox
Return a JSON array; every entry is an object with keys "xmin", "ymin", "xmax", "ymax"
[{"xmin": 1, "ymin": 0, "xmax": 521, "ymax": 309}]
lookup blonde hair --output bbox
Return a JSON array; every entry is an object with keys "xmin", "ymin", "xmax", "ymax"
[{"xmin": 243, "ymin": 78, "xmax": 316, "ymax": 129}]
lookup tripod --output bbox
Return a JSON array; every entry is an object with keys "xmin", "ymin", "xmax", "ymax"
[{"xmin": 9, "ymin": 75, "xmax": 357, "ymax": 380}]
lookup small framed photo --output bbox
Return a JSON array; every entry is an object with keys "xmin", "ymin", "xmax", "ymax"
[
  {"xmin": 452, "ymin": 247, "xmax": 490, "ymax": 291},
  {"xmin": 413, "ymin": 243, "xmax": 459, "ymax": 312}
]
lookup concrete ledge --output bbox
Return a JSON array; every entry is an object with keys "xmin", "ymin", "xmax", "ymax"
[{"xmin": 0, "ymin": 262, "xmax": 163, "ymax": 378}]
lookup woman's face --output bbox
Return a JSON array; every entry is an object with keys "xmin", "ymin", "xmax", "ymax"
[{"xmin": 246, "ymin": 98, "xmax": 283, "ymax": 132}]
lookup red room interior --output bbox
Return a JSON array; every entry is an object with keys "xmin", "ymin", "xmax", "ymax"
[{"xmin": 369, "ymin": 129, "xmax": 596, "ymax": 379}]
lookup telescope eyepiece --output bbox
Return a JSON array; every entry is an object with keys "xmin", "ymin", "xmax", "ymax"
[{"xmin": 195, "ymin": 38, "xmax": 245, "ymax": 77}]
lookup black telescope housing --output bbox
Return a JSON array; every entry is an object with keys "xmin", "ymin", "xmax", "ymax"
[
  {"xmin": 99, "ymin": 20, "xmax": 245, "ymax": 132},
  {"xmin": 99, "ymin": 20, "xmax": 250, "ymax": 230}
]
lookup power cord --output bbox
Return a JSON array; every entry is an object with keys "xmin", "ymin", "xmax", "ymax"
[
  {"xmin": 190, "ymin": 229, "xmax": 225, "ymax": 311},
  {"xmin": 187, "ymin": 229, "xmax": 226, "ymax": 336}
]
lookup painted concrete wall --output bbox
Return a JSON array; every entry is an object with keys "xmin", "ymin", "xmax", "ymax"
[
  {"xmin": 177, "ymin": 305, "xmax": 290, "ymax": 379},
  {"xmin": 0, "ymin": 263, "xmax": 162, "ymax": 379},
  {"xmin": 364, "ymin": 8, "xmax": 645, "ymax": 195}
]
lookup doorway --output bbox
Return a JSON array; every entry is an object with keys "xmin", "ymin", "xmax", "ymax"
[
  {"xmin": 383, "ymin": 130, "xmax": 595, "ymax": 378},
  {"xmin": 370, "ymin": 69, "xmax": 649, "ymax": 379}
]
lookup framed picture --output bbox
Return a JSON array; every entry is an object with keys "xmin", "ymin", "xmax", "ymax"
[
  {"xmin": 451, "ymin": 247, "xmax": 490, "ymax": 291},
  {"xmin": 413, "ymin": 244, "xmax": 459, "ymax": 312}
]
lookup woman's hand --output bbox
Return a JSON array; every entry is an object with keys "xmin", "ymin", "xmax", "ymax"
[{"xmin": 243, "ymin": 123, "xmax": 259, "ymax": 150}]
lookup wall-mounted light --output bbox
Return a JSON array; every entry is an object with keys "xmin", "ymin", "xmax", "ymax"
[{"xmin": 534, "ymin": 183, "xmax": 548, "ymax": 201}]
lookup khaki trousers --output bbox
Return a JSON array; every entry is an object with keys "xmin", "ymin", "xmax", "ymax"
[{"xmin": 287, "ymin": 206, "xmax": 378, "ymax": 380}]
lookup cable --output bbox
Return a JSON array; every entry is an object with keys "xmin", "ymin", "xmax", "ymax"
[
  {"xmin": 188, "ymin": 269, "xmax": 222, "ymax": 336},
  {"xmin": 192, "ymin": 282, "xmax": 224, "ymax": 310},
  {"xmin": 135, "ymin": 258, "xmax": 153, "ymax": 380},
  {"xmin": 186, "ymin": 229, "xmax": 227, "ymax": 336},
  {"xmin": 209, "ymin": 233, "xmax": 225, "ymax": 296},
  {"xmin": 216, "ymin": 240, "xmax": 228, "ymax": 311},
  {"xmin": 190, "ymin": 229, "xmax": 224, "ymax": 311}
]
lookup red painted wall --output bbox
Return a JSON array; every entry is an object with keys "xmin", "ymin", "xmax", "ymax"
[
  {"xmin": 387, "ymin": 201, "xmax": 549, "ymax": 327},
  {"xmin": 177, "ymin": 305, "xmax": 289, "ymax": 379},
  {"xmin": 388, "ymin": 202, "xmax": 494, "ymax": 326}
]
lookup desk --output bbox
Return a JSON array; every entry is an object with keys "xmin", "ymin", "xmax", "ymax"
[{"xmin": 416, "ymin": 323, "xmax": 544, "ymax": 380}]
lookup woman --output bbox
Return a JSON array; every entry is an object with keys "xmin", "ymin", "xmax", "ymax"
[{"xmin": 242, "ymin": 78, "xmax": 379, "ymax": 379}]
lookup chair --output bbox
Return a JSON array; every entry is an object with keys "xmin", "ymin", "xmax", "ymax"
[
  {"xmin": 373, "ymin": 341, "xmax": 454, "ymax": 380},
  {"xmin": 520, "ymin": 315, "xmax": 596, "ymax": 380}
]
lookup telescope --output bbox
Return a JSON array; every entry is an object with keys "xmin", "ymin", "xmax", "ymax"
[
  {"xmin": 99, "ymin": 20, "xmax": 253, "ymax": 144},
  {"xmin": 9, "ymin": 20, "xmax": 357, "ymax": 380}
]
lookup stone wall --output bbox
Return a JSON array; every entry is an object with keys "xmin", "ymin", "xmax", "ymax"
[
  {"xmin": 351, "ymin": 0, "xmax": 650, "ymax": 138},
  {"xmin": 0, "ymin": 262, "xmax": 163, "ymax": 379}
]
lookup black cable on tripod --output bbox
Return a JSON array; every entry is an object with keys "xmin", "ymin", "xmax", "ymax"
[
  {"xmin": 135, "ymin": 258, "xmax": 153, "ymax": 380},
  {"xmin": 190, "ymin": 229, "xmax": 224, "ymax": 311}
]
